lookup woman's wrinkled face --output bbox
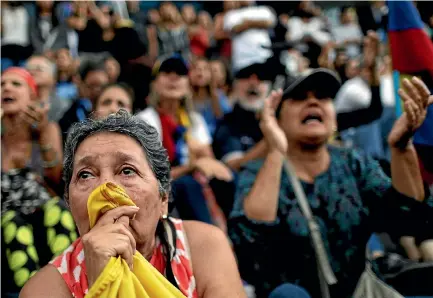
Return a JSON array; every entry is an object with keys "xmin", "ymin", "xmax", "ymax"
[
  {"xmin": 210, "ymin": 60, "xmax": 226, "ymax": 88},
  {"xmin": 95, "ymin": 86, "xmax": 132, "ymax": 119},
  {"xmin": 69, "ymin": 132, "xmax": 168, "ymax": 249},
  {"xmin": 189, "ymin": 59, "xmax": 211, "ymax": 88},
  {"xmin": 1, "ymin": 73, "xmax": 33, "ymax": 115},
  {"xmin": 279, "ymin": 91, "xmax": 336, "ymax": 145},
  {"xmin": 153, "ymin": 71, "xmax": 190, "ymax": 100}
]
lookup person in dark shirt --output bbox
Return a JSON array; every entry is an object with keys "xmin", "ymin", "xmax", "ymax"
[
  {"xmin": 58, "ymin": 59, "xmax": 109, "ymax": 141},
  {"xmin": 213, "ymin": 63, "xmax": 271, "ymax": 171},
  {"xmin": 229, "ymin": 68, "xmax": 433, "ymax": 298},
  {"xmin": 66, "ymin": 1, "xmax": 111, "ymax": 54}
]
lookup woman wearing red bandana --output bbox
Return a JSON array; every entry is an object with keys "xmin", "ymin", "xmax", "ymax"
[{"xmin": 1, "ymin": 67, "xmax": 77, "ymax": 296}]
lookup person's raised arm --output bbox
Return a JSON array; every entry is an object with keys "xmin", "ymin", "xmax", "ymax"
[
  {"xmin": 88, "ymin": 1, "xmax": 110, "ymax": 30},
  {"xmin": 213, "ymin": 13, "xmax": 230, "ymax": 41},
  {"xmin": 231, "ymin": 19, "xmax": 273, "ymax": 34},
  {"xmin": 22, "ymin": 101, "xmax": 63, "ymax": 184},
  {"xmin": 388, "ymin": 77, "xmax": 433, "ymax": 201},
  {"xmin": 67, "ymin": 3, "xmax": 88, "ymax": 31},
  {"xmin": 242, "ymin": 90, "xmax": 286, "ymax": 222}
]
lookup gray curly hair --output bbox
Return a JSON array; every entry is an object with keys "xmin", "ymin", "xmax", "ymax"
[{"xmin": 63, "ymin": 110, "xmax": 171, "ymax": 202}]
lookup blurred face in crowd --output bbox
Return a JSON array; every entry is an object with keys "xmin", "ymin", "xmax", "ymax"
[
  {"xmin": 335, "ymin": 52, "xmax": 348, "ymax": 68},
  {"xmin": 36, "ymin": 0, "xmax": 53, "ymax": 11},
  {"xmin": 26, "ymin": 56, "xmax": 55, "ymax": 88},
  {"xmin": 69, "ymin": 132, "xmax": 168, "ymax": 252},
  {"xmin": 279, "ymin": 90, "xmax": 336, "ymax": 146},
  {"xmin": 340, "ymin": 8, "xmax": 355, "ymax": 24},
  {"xmin": 234, "ymin": 72, "xmax": 271, "ymax": 112},
  {"xmin": 345, "ymin": 59, "xmax": 360, "ymax": 80},
  {"xmin": 95, "ymin": 86, "xmax": 133, "ymax": 118},
  {"xmin": 148, "ymin": 9, "xmax": 161, "ymax": 24},
  {"xmin": 210, "ymin": 60, "xmax": 227, "ymax": 88},
  {"xmin": 153, "ymin": 70, "xmax": 190, "ymax": 101},
  {"xmin": 105, "ymin": 58, "xmax": 120, "ymax": 84},
  {"xmin": 81, "ymin": 70, "xmax": 109, "ymax": 104},
  {"xmin": 1, "ymin": 73, "xmax": 34, "ymax": 116},
  {"xmin": 56, "ymin": 49, "xmax": 73, "ymax": 72},
  {"xmin": 160, "ymin": 2, "xmax": 178, "ymax": 22},
  {"xmin": 198, "ymin": 11, "xmax": 213, "ymax": 30},
  {"xmin": 181, "ymin": 4, "xmax": 196, "ymax": 25},
  {"xmin": 189, "ymin": 59, "xmax": 211, "ymax": 88}
]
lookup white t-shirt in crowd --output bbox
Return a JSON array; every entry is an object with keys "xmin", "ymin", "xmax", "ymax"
[
  {"xmin": 334, "ymin": 76, "xmax": 371, "ymax": 113},
  {"xmin": 380, "ymin": 74, "xmax": 396, "ymax": 108},
  {"xmin": 286, "ymin": 16, "xmax": 331, "ymax": 49},
  {"xmin": 1, "ymin": 7, "xmax": 30, "ymax": 46},
  {"xmin": 224, "ymin": 6, "xmax": 277, "ymax": 72},
  {"xmin": 335, "ymin": 75, "xmax": 396, "ymax": 113},
  {"xmin": 136, "ymin": 107, "xmax": 212, "ymax": 165},
  {"xmin": 332, "ymin": 23, "xmax": 363, "ymax": 58}
]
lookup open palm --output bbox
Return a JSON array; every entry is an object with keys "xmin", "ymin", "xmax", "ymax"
[{"xmin": 259, "ymin": 89, "xmax": 287, "ymax": 154}]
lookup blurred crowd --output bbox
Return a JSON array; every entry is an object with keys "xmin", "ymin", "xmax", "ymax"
[{"xmin": 2, "ymin": 1, "xmax": 433, "ymax": 298}]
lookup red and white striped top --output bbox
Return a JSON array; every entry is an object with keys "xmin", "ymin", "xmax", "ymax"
[{"xmin": 50, "ymin": 218, "xmax": 198, "ymax": 298}]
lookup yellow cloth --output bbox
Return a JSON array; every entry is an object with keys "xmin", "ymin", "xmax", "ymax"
[{"xmin": 85, "ymin": 182, "xmax": 186, "ymax": 298}]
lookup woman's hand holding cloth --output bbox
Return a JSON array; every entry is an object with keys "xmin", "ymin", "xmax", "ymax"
[{"xmin": 84, "ymin": 182, "xmax": 186, "ymax": 298}]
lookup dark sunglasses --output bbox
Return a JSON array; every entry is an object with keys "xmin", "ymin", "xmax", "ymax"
[{"xmin": 289, "ymin": 88, "xmax": 335, "ymax": 101}]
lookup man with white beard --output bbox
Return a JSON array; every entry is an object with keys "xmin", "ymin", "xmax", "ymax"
[{"xmin": 213, "ymin": 63, "xmax": 272, "ymax": 171}]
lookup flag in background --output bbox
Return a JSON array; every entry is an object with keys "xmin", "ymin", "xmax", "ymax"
[
  {"xmin": 388, "ymin": 0, "xmax": 433, "ymax": 185},
  {"xmin": 388, "ymin": 0, "xmax": 433, "ymax": 149}
]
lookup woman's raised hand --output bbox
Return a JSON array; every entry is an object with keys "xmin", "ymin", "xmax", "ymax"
[
  {"xmin": 259, "ymin": 89, "xmax": 287, "ymax": 155},
  {"xmin": 82, "ymin": 206, "xmax": 139, "ymax": 287},
  {"xmin": 388, "ymin": 77, "xmax": 433, "ymax": 149}
]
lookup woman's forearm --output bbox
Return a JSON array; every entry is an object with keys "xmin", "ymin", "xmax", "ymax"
[
  {"xmin": 38, "ymin": 123, "xmax": 63, "ymax": 184},
  {"xmin": 243, "ymin": 150, "xmax": 283, "ymax": 222},
  {"xmin": 171, "ymin": 165, "xmax": 194, "ymax": 180},
  {"xmin": 89, "ymin": 5, "xmax": 110, "ymax": 29},
  {"xmin": 390, "ymin": 144, "xmax": 425, "ymax": 201}
]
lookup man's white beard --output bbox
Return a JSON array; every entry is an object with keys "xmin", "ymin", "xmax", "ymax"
[{"xmin": 237, "ymin": 98, "xmax": 264, "ymax": 112}]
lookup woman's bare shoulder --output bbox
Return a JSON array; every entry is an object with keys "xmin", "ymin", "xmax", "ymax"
[
  {"xmin": 20, "ymin": 264, "xmax": 72, "ymax": 298},
  {"xmin": 182, "ymin": 220, "xmax": 246, "ymax": 298},
  {"xmin": 183, "ymin": 220, "xmax": 227, "ymax": 243}
]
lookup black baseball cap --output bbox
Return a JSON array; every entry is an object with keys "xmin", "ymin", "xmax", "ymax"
[
  {"xmin": 152, "ymin": 54, "xmax": 189, "ymax": 78},
  {"xmin": 276, "ymin": 68, "xmax": 341, "ymax": 116},
  {"xmin": 234, "ymin": 63, "xmax": 273, "ymax": 81}
]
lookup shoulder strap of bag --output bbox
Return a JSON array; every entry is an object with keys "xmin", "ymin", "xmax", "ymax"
[{"xmin": 282, "ymin": 159, "xmax": 338, "ymax": 298}]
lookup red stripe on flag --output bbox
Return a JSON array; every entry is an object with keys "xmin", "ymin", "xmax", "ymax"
[{"xmin": 389, "ymin": 29, "xmax": 433, "ymax": 77}]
